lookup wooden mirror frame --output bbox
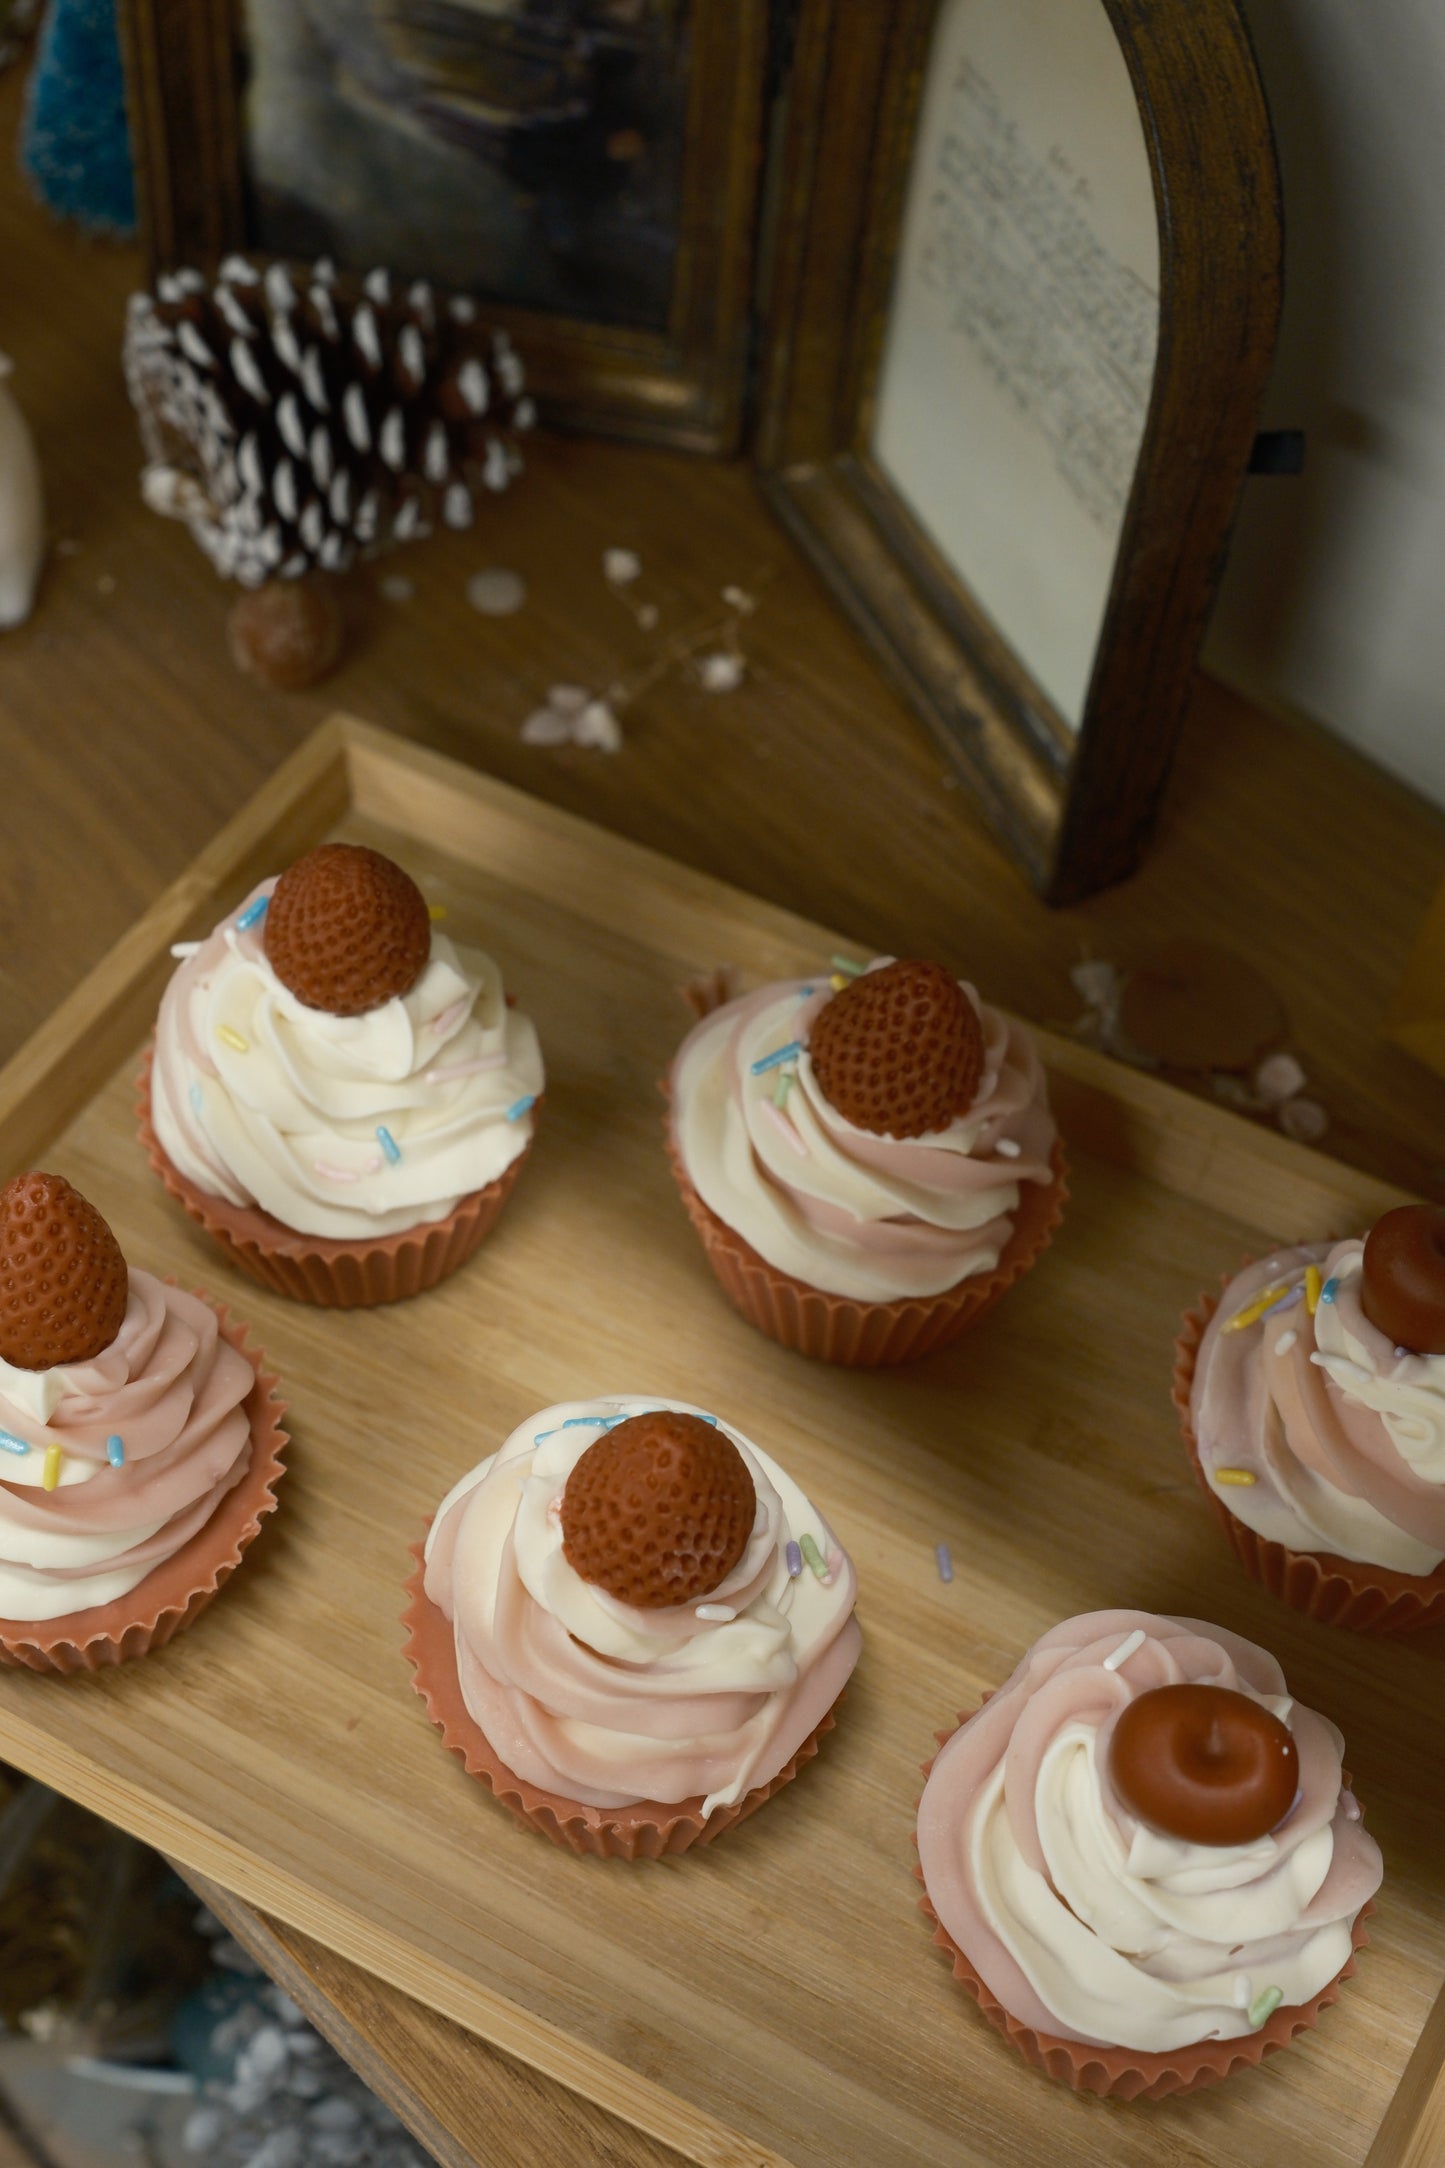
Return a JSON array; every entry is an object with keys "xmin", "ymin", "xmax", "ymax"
[
  {"xmin": 756, "ymin": 0, "xmax": 1283, "ymax": 903},
  {"xmin": 119, "ymin": 0, "xmax": 769, "ymax": 454}
]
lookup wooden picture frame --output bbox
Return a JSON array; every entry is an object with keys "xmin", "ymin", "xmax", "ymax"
[
  {"xmin": 119, "ymin": 0, "xmax": 768, "ymax": 454},
  {"xmin": 756, "ymin": 0, "xmax": 1283, "ymax": 903}
]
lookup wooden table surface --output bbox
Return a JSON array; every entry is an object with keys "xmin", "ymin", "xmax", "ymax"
[{"xmin": 3, "ymin": 56, "xmax": 1445, "ymax": 2168}]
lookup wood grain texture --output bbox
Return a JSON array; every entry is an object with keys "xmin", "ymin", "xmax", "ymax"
[
  {"xmin": 174, "ymin": 1864, "xmax": 688, "ymax": 2168},
  {"xmin": 0, "ymin": 723, "xmax": 1438, "ymax": 2168},
  {"xmin": 1, "ymin": 60, "xmax": 1445, "ymax": 2164}
]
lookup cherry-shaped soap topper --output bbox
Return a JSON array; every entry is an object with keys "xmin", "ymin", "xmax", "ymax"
[
  {"xmin": 1359, "ymin": 1203, "xmax": 1445, "ymax": 1355},
  {"xmin": 0, "ymin": 1171, "xmax": 129, "ymax": 1371},
  {"xmin": 263, "ymin": 842, "xmax": 432, "ymax": 1017},
  {"xmin": 1108, "ymin": 1683, "xmax": 1300, "ymax": 1848},
  {"xmin": 560, "ymin": 1410, "xmax": 757, "ymax": 1610},
  {"xmin": 808, "ymin": 959, "xmax": 985, "ymax": 1140}
]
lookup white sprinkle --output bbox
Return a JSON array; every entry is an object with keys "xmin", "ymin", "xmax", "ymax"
[
  {"xmin": 521, "ymin": 705, "xmax": 573, "ymax": 747},
  {"xmin": 1233, "ymin": 1973, "xmax": 1253, "ymax": 2010},
  {"xmin": 443, "ymin": 481, "xmax": 473, "ymax": 529},
  {"xmin": 513, "ymin": 396, "xmax": 536, "ymax": 430},
  {"xmin": 697, "ymin": 649, "xmax": 745, "ymax": 693},
  {"xmin": 380, "ymin": 410, "xmax": 406, "ymax": 470},
  {"xmin": 232, "ymin": 337, "xmax": 269, "ymax": 403},
  {"xmin": 547, "ymin": 684, "xmax": 589, "ymax": 714},
  {"xmin": 318, "ymin": 532, "xmax": 347, "ymax": 571},
  {"xmin": 353, "ymin": 304, "xmax": 382, "ymax": 371},
  {"xmin": 277, "ymin": 393, "xmax": 306, "ymax": 457},
  {"xmin": 994, "ymin": 1137, "xmax": 1022, "ymax": 1159},
  {"xmin": 424, "ymin": 1054, "xmax": 507, "ymax": 1083},
  {"xmin": 466, "ymin": 566, "xmax": 526, "ymax": 616},
  {"xmin": 457, "ymin": 358, "xmax": 488, "ymax": 414},
  {"xmin": 695, "ymin": 1604, "xmax": 737, "ymax": 1622},
  {"xmin": 603, "ymin": 546, "xmax": 641, "ymax": 585},
  {"xmin": 1103, "ymin": 1628, "xmax": 1146, "ymax": 1672},
  {"xmin": 1275, "ymin": 1329, "xmax": 1298, "ymax": 1356},
  {"xmin": 353, "ymin": 490, "xmax": 379, "ymax": 540},
  {"xmin": 342, "ymin": 382, "xmax": 371, "ymax": 451},
  {"xmin": 310, "ymin": 285, "xmax": 339, "ymax": 340},
  {"xmin": 157, "ymin": 272, "xmax": 183, "ymax": 302},
  {"xmin": 170, "ymin": 941, "xmax": 201, "ymax": 958}
]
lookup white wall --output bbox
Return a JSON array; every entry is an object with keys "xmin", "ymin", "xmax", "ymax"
[{"xmin": 1204, "ymin": 0, "xmax": 1445, "ymax": 807}]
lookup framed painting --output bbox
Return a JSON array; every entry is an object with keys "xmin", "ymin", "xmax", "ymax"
[
  {"xmin": 120, "ymin": 0, "xmax": 769, "ymax": 452},
  {"xmin": 756, "ymin": 0, "xmax": 1283, "ymax": 902}
]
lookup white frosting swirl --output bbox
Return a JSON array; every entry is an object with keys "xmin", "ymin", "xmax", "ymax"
[
  {"xmin": 917, "ymin": 1611, "xmax": 1381, "ymax": 2052},
  {"xmin": 151, "ymin": 881, "xmax": 544, "ymax": 1239},
  {"xmin": 423, "ymin": 1395, "xmax": 861, "ymax": 1814},
  {"xmin": 670, "ymin": 968, "xmax": 1056, "ymax": 1300},
  {"xmin": 0, "ymin": 1272, "xmax": 256, "ymax": 1621},
  {"xmin": 1191, "ymin": 1240, "xmax": 1445, "ymax": 1573}
]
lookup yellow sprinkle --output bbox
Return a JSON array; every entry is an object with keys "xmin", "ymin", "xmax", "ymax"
[
  {"xmin": 829, "ymin": 974, "xmax": 848, "ymax": 991},
  {"xmin": 428, "ymin": 903, "xmax": 447, "ymax": 920},
  {"xmin": 42, "ymin": 1444, "xmax": 61, "ymax": 1492},
  {"xmin": 1215, "ymin": 1467, "xmax": 1257, "ymax": 1486},
  {"xmin": 218, "ymin": 1025, "xmax": 249, "ymax": 1053},
  {"xmin": 1305, "ymin": 1265, "xmax": 1322, "ymax": 1315},
  {"xmin": 1223, "ymin": 1282, "xmax": 1289, "ymax": 1333}
]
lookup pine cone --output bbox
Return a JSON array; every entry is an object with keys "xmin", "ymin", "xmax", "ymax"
[{"xmin": 123, "ymin": 257, "xmax": 535, "ymax": 585}]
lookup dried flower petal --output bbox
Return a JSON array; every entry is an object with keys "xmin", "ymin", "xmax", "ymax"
[
  {"xmin": 574, "ymin": 698, "xmax": 623, "ymax": 751},
  {"xmin": 697, "ymin": 650, "xmax": 746, "ymax": 692},
  {"xmin": 602, "ymin": 547, "xmax": 641, "ymax": 585}
]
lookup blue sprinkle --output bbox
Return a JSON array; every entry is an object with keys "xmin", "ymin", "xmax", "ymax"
[
  {"xmin": 1320, "ymin": 1277, "xmax": 1340, "ymax": 1305},
  {"xmin": 189, "ymin": 1081, "xmax": 203, "ymax": 1116},
  {"xmin": 235, "ymin": 894, "xmax": 270, "ymax": 932},
  {"xmin": 0, "ymin": 1430, "xmax": 31, "ymax": 1456},
  {"xmin": 506, "ymin": 1094, "xmax": 536, "ymax": 1122},
  {"xmin": 936, "ymin": 1541, "xmax": 955, "ymax": 1584},
  {"xmin": 785, "ymin": 1540, "xmax": 803, "ymax": 1578},
  {"xmin": 750, "ymin": 1040, "xmax": 803, "ymax": 1076},
  {"xmin": 106, "ymin": 1435, "xmax": 125, "ymax": 1468},
  {"xmin": 375, "ymin": 1125, "xmax": 401, "ymax": 1165},
  {"xmin": 696, "ymin": 1413, "xmax": 718, "ymax": 1424}
]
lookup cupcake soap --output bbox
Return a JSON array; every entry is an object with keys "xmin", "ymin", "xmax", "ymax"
[
  {"xmin": 0, "ymin": 1172, "xmax": 286, "ymax": 1670},
  {"xmin": 143, "ymin": 843, "xmax": 544, "ymax": 1305},
  {"xmin": 1176, "ymin": 1208, "xmax": 1445, "ymax": 1632},
  {"xmin": 404, "ymin": 1395, "xmax": 861, "ymax": 1857},
  {"xmin": 666, "ymin": 958, "xmax": 1065, "ymax": 1364},
  {"xmin": 916, "ymin": 1610, "xmax": 1381, "ymax": 2099}
]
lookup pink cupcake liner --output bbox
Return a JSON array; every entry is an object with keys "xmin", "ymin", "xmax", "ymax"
[
  {"xmin": 916, "ymin": 1710, "xmax": 1374, "ymax": 2099},
  {"xmin": 401, "ymin": 1542, "xmax": 840, "ymax": 1859},
  {"xmin": 0, "ymin": 1302, "xmax": 288, "ymax": 1673},
  {"xmin": 663, "ymin": 1100, "xmax": 1067, "ymax": 1366},
  {"xmin": 1173, "ymin": 1284, "xmax": 1445, "ymax": 1635},
  {"xmin": 137, "ymin": 1047, "xmax": 534, "ymax": 1308}
]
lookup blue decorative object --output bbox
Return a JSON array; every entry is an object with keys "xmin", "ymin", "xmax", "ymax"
[{"xmin": 20, "ymin": 0, "xmax": 136, "ymax": 234}]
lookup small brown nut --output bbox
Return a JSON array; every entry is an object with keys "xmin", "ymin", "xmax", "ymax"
[{"xmin": 228, "ymin": 579, "xmax": 343, "ymax": 691}]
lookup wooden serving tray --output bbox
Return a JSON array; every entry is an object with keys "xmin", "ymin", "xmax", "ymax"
[{"xmin": 0, "ymin": 716, "xmax": 1441, "ymax": 2168}]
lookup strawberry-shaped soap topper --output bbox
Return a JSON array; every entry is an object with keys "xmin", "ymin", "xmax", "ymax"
[
  {"xmin": 0, "ymin": 1172, "xmax": 130, "ymax": 1371},
  {"xmin": 809, "ymin": 959, "xmax": 985, "ymax": 1140},
  {"xmin": 263, "ymin": 842, "xmax": 432, "ymax": 1017},
  {"xmin": 561, "ymin": 1410, "xmax": 758, "ymax": 1610}
]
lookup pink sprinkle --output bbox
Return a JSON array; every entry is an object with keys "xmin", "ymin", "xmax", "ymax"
[
  {"xmin": 315, "ymin": 1161, "xmax": 361, "ymax": 1183},
  {"xmin": 425, "ymin": 1053, "xmax": 507, "ymax": 1083},
  {"xmin": 760, "ymin": 1099, "xmax": 807, "ymax": 1158},
  {"xmin": 826, "ymin": 1547, "xmax": 844, "ymax": 1581},
  {"xmin": 365, "ymin": 1152, "xmax": 384, "ymax": 1173},
  {"xmin": 430, "ymin": 998, "xmax": 468, "ymax": 1038}
]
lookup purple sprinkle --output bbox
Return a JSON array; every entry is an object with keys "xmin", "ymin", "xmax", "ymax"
[
  {"xmin": 785, "ymin": 1540, "xmax": 802, "ymax": 1578},
  {"xmin": 1258, "ymin": 1284, "xmax": 1302, "ymax": 1322},
  {"xmin": 935, "ymin": 1541, "xmax": 954, "ymax": 1583}
]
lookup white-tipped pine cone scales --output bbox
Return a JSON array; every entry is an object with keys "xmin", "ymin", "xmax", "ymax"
[{"xmin": 124, "ymin": 259, "xmax": 535, "ymax": 585}]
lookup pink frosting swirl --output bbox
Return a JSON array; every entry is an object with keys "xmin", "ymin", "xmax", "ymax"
[
  {"xmin": 917, "ymin": 1611, "xmax": 1381, "ymax": 2052},
  {"xmin": 0, "ymin": 1273, "xmax": 256, "ymax": 1620}
]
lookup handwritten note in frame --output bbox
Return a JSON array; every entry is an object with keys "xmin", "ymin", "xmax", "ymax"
[{"xmin": 757, "ymin": 0, "xmax": 1281, "ymax": 902}]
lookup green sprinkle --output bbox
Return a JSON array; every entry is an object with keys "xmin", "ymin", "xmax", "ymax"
[
  {"xmin": 830, "ymin": 955, "xmax": 864, "ymax": 976},
  {"xmin": 1247, "ymin": 1986, "xmax": 1283, "ymax": 2030},
  {"xmin": 774, "ymin": 1068, "xmax": 793, "ymax": 1108},
  {"xmin": 799, "ymin": 1532, "xmax": 829, "ymax": 1580}
]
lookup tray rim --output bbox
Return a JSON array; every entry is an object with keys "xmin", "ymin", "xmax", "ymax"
[{"xmin": 0, "ymin": 713, "xmax": 1437, "ymax": 2168}]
